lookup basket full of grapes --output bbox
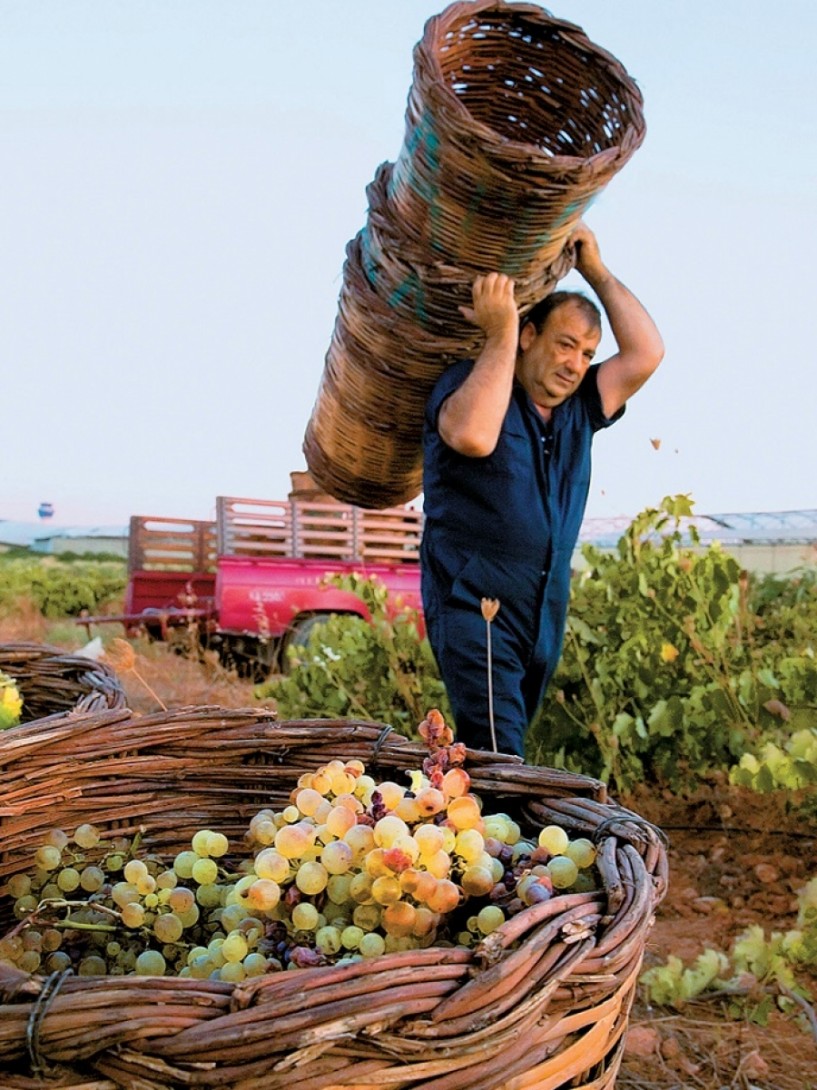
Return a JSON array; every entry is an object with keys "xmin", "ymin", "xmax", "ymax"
[{"xmin": 0, "ymin": 705, "xmax": 668, "ymax": 1089}]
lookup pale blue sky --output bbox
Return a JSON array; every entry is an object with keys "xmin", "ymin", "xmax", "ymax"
[{"xmin": 2, "ymin": 1, "xmax": 815, "ymax": 526}]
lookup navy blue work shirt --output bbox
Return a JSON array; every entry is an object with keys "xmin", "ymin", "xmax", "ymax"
[{"xmin": 421, "ymin": 359, "xmax": 623, "ymax": 752}]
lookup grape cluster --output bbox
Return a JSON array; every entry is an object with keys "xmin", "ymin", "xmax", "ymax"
[{"xmin": 0, "ymin": 728, "xmax": 598, "ymax": 980}]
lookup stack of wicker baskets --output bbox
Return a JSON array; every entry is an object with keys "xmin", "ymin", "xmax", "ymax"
[
  {"xmin": 304, "ymin": 0, "xmax": 646, "ymax": 508},
  {"xmin": 0, "ymin": 707, "xmax": 667, "ymax": 1089}
]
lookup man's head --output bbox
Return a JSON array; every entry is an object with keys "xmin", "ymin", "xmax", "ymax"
[{"xmin": 515, "ymin": 292, "xmax": 602, "ymax": 414}]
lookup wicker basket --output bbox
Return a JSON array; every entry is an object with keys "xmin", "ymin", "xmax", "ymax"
[
  {"xmin": 304, "ymin": 0, "xmax": 646, "ymax": 508},
  {"xmin": 0, "ymin": 642, "xmax": 126, "ymax": 722},
  {"xmin": 0, "ymin": 709, "xmax": 667, "ymax": 1089}
]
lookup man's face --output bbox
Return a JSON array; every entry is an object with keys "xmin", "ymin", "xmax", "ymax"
[{"xmin": 515, "ymin": 301, "xmax": 601, "ymax": 414}]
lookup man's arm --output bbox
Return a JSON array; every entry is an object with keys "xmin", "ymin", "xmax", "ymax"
[
  {"xmin": 437, "ymin": 272, "xmax": 519, "ymax": 457},
  {"xmin": 572, "ymin": 223, "xmax": 664, "ymax": 419}
]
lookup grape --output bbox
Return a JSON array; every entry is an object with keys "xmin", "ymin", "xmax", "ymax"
[
  {"xmin": 191, "ymin": 858, "xmax": 218, "ymax": 885},
  {"xmin": 441, "ymin": 768, "xmax": 470, "ymax": 799},
  {"xmin": 425, "ymin": 879, "xmax": 461, "ymax": 914},
  {"xmin": 112, "ymin": 881, "xmax": 139, "ymax": 908},
  {"xmin": 195, "ymin": 883, "xmax": 223, "ymax": 909},
  {"xmin": 121, "ymin": 902, "xmax": 146, "ymax": 928},
  {"xmin": 45, "ymin": 829, "xmax": 70, "ymax": 850},
  {"xmin": 325, "ymin": 805, "xmax": 356, "ymax": 838},
  {"xmin": 321, "ymin": 841, "xmax": 353, "ymax": 875},
  {"xmin": 412, "ymin": 906, "xmax": 437, "ymax": 938},
  {"xmin": 243, "ymin": 952, "xmax": 268, "ymax": 977},
  {"xmin": 221, "ymin": 931, "xmax": 248, "ymax": 963},
  {"xmin": 45, "ymin": 951, "xmax": 72, "ymax": 973},
  {"xmin": 7, "ymin": 874, "xmax": 31, "ymax": 899},
  {"xmin": 538, "ymin": 825, "xmax": 569, "ymax": 856},
  {"xmin": 425, "ymin": 850, "xmax": 452, "ymax": 879},
  {"xmin": 326, "ymin": 874, "xmax": 353, "ymax": 906},
  {"xmin": 253, "ymin": 819, "xmax": 277, "ymax": 845},
  {"xmin": 371, "ymin": 876, "xmax": 402, "ymax": 906},
  {"xmin": 373, "ymin": 815, "xmax": 410, "ymax": 848},
  {"xmin": 414, "ymin": 787, "xmax": 445, "ymax": 816},
  {"xmin": 17, "ymin": 951, "xmax": 41, "ymax": 973},
  {"xmin": 343, "ymin": 825, "xmax": 375, "ymax": 860},
  {"xmin": 35, "ymin": 845, "xmax": 62, "ymax": 871},
  {"xmin": 291, "ymin": 902, "xmax": 320, "ymax": 931},
  {"xmin": 41, "ymin": 928, "xmax": 62, "ymax": 953},
  {"xmin": 315, "ymin": 926, "xmax": 342, "ymax": 955},
  {"xmin": 135, "ymin": 950, "xmax": 166, "ymax": 976},
  {"xmin": 352, "ymin": 903, "xmax": 381, "ymax": 932},
  {"xmin": 454, "ymin": 829, "xmax": 485, "ymax": 864},
  {"xmin": 414, "ymin": 824, "xmax": 445, "ymax": 857},
  {"xmin": 358, "ymin": 932, "xmax": 386, "ymax": 958},
  {"xmin": 153, "ymin": 913, "xmax": 184, "ymax": 943},
  {"xmin": 78, "ymin": 954, "xmax": 107, "ymax": 976},
  {"xmin": 74, "ymin": 824, "xmax": 101, "ymax": 850},
  {"xmin": 460, "ymin": 866, "xmax": 494, "ymax": 897},
  {"xmin": 275, "ymin": 823, "xmax": 315, "ymax": 860},
  {"xmin": 80, "ymin": 866, "xmax": 105, "ymax": 893},
  {"xmin": 295, "ymin": 788, "xmax": 324, "ymax": 817},
  {"xmin": 547, "ymin": 856, "xmax": 579, "ymax": 889},
  {"xmin": 221, "ymin": 903, "xmax": 248, "ymax": 932},
  {"xmin": 173, "ymin": 850, "xmax": 199, "ymax": 879},
  {"xmin": 349, "ymin": 873, "xmax": 374, "ymax": 904},
  {"xmin": 447, "ymin": 797, "xmax": 481, "ymax": 831},
  {"xmin": 246, "ymin": 879, "xmax": 281, "ymax": 912},
  {"xmin": 206, "ymin": 832, "xmax": 229, "ymax": 858},
  {"xmin": 124, "ymin": 859, "xmax": 148, "ymax": 884},
  {"xmin": 565, "ymin": 838, "xmax": 597, "ymax": 869},
  {"xmin": 168, "ymin": 887, "xmax": 195, "ymax": 914},
  {"xmin": 295, "ymin": 862, "xmax": 329, "ymax": 896},
  {"xmin": 135, "ymin": 873, "xmax": 157, "ymax": 896},
  {"xmin": 340, "ymin": 925, "xmax": 364, "ymax": 950},
  {"xmin": 382, "ymin": 901, "xmax": 416, "ymax": 937},
  {"xmin": 56, "ymin": 866, "xmax": 81, "ymax": 893},
  {"xmin": 254, "ymin": 848, "xmax": 290, "ymax": 883},
  {"xmin": 13, "ymin": 895, "xmax": 38, "ymax": 919}
]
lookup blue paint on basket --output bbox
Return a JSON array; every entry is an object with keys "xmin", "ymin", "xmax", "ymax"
[{"xmin": 387, "ymin": 270, "xmax": 428, "ymax": 324}]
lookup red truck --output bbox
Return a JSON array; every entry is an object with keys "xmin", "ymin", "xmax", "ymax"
[{"xmin": 81, "ymin": 496, "xmax": 424, "ymax": 677}]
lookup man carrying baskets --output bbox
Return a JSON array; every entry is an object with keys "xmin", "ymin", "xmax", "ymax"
[{"xmin": 421, "ymin": 222, "xmax": 664, "ymax": 757}]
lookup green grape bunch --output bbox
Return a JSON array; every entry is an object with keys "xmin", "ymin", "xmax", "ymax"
[{"xmin": 0, "ymin": 737, "xmax": 601, "ymax": 981}]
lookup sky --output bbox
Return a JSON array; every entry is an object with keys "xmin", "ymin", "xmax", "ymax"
[{"xmin": 2, "ymin": 0, "xmax": 815, "ymax": 529}]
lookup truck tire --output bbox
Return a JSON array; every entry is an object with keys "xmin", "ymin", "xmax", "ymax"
[{"xmin": 286, "ymin": 613, "xmax": 335, "ymax": 652}]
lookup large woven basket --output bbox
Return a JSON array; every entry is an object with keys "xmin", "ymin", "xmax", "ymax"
[
  {"xmin": 0, "ymin": 641, "xmax": 126, "ymax": 721},
  {"xmin": 0, "ymin": 708, "xmax": 667, "ymax": 1089},
  {"xmin": 304, "ymin": 0, "xmax": 646, "ymax": 508}
]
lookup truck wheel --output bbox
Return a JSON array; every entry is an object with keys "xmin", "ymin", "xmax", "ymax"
[{"xmin": 287, "ymin": 613, "xmax": 334, "ymax": 652}]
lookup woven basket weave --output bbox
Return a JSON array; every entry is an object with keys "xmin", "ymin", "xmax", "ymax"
[
  {"xmin": 0, "ymin": 642, "xmax": 126, "ymax": 722},
  {"xmin": 304, "ymin": 0, "xmax": 646, "ymax": 508},
  {"xmin": 0, "ymin": 709, "xmax": 667, "ymax": 1090}
]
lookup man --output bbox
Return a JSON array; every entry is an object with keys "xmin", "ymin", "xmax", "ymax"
[{"xmin": 421, "ymin": 222, "xmax": 664, "ymax": 757}]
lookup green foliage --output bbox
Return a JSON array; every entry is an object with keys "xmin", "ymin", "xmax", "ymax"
[
  {"xmin": 0, "ymin": 556, "xmax": 126, "ymax": 618},
  {"xmin": 731, "ymin": 729, "xmax": 817, "ymax": 792},
  {"xmin": 526, "ymin": 495, "xmax": 817, "ymax": 790},
  {"xmin": 255, "ymin": 573, "xmax": 452, "ymax": 739},
  {"xmin": 641, "ymin": 876, "xmax": 817, "ymax": 1022}
]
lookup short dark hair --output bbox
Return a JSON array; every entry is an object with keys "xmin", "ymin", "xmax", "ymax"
[{"xmin": 521, "ymin": 291, "xmax": 601, "ymax": 336}]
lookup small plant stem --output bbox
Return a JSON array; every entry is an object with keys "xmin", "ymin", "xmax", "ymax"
[{"xmin": 486, "ymin": 621, "xmax": 497, "ymax": 753}]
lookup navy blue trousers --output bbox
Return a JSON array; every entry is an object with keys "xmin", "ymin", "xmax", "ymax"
[{"xmin": 421, "ymin": 538, "xmax": 556, "ymax": 757}]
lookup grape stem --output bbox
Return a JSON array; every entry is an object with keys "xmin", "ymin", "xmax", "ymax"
[{"xmin": 3, "ymin": 898, "xmax": 124, "ymax": 939}]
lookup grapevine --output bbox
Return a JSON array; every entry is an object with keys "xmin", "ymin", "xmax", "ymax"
[{"xmin": 0, "ymin": 710, "xmax": 600, "ymax": 981}]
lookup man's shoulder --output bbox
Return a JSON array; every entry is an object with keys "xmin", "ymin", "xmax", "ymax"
[{"xmin": 426, "ymin": 359, "xmax": 475, "ymax": 420}]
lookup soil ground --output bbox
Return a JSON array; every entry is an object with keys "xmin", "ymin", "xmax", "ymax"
[{"xmin": 3, "ymin": 618, "xmax": 816, "ymax": 1089}]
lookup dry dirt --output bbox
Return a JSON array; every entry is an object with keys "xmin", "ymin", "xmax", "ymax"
[{"xmin": 3, "ymin": 619, "xmax": 817, "ymax": 1090}]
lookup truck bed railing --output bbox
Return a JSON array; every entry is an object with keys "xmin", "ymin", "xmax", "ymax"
[
  {"xmin": 216, "ymin": 497, "xmax": 423, "ymax": 563},
  {"xmin": 128, "ymin": 516, "xmax": 218, "ymax": 573}
]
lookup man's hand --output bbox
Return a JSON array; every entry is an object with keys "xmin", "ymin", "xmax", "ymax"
[
  {"xmin": 459, "ymin": 272, "xmax": 519, "ymax": 343},
  {"xmin": 569, "ymin": 221, "xmax": 608, "ymax": 287}
]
